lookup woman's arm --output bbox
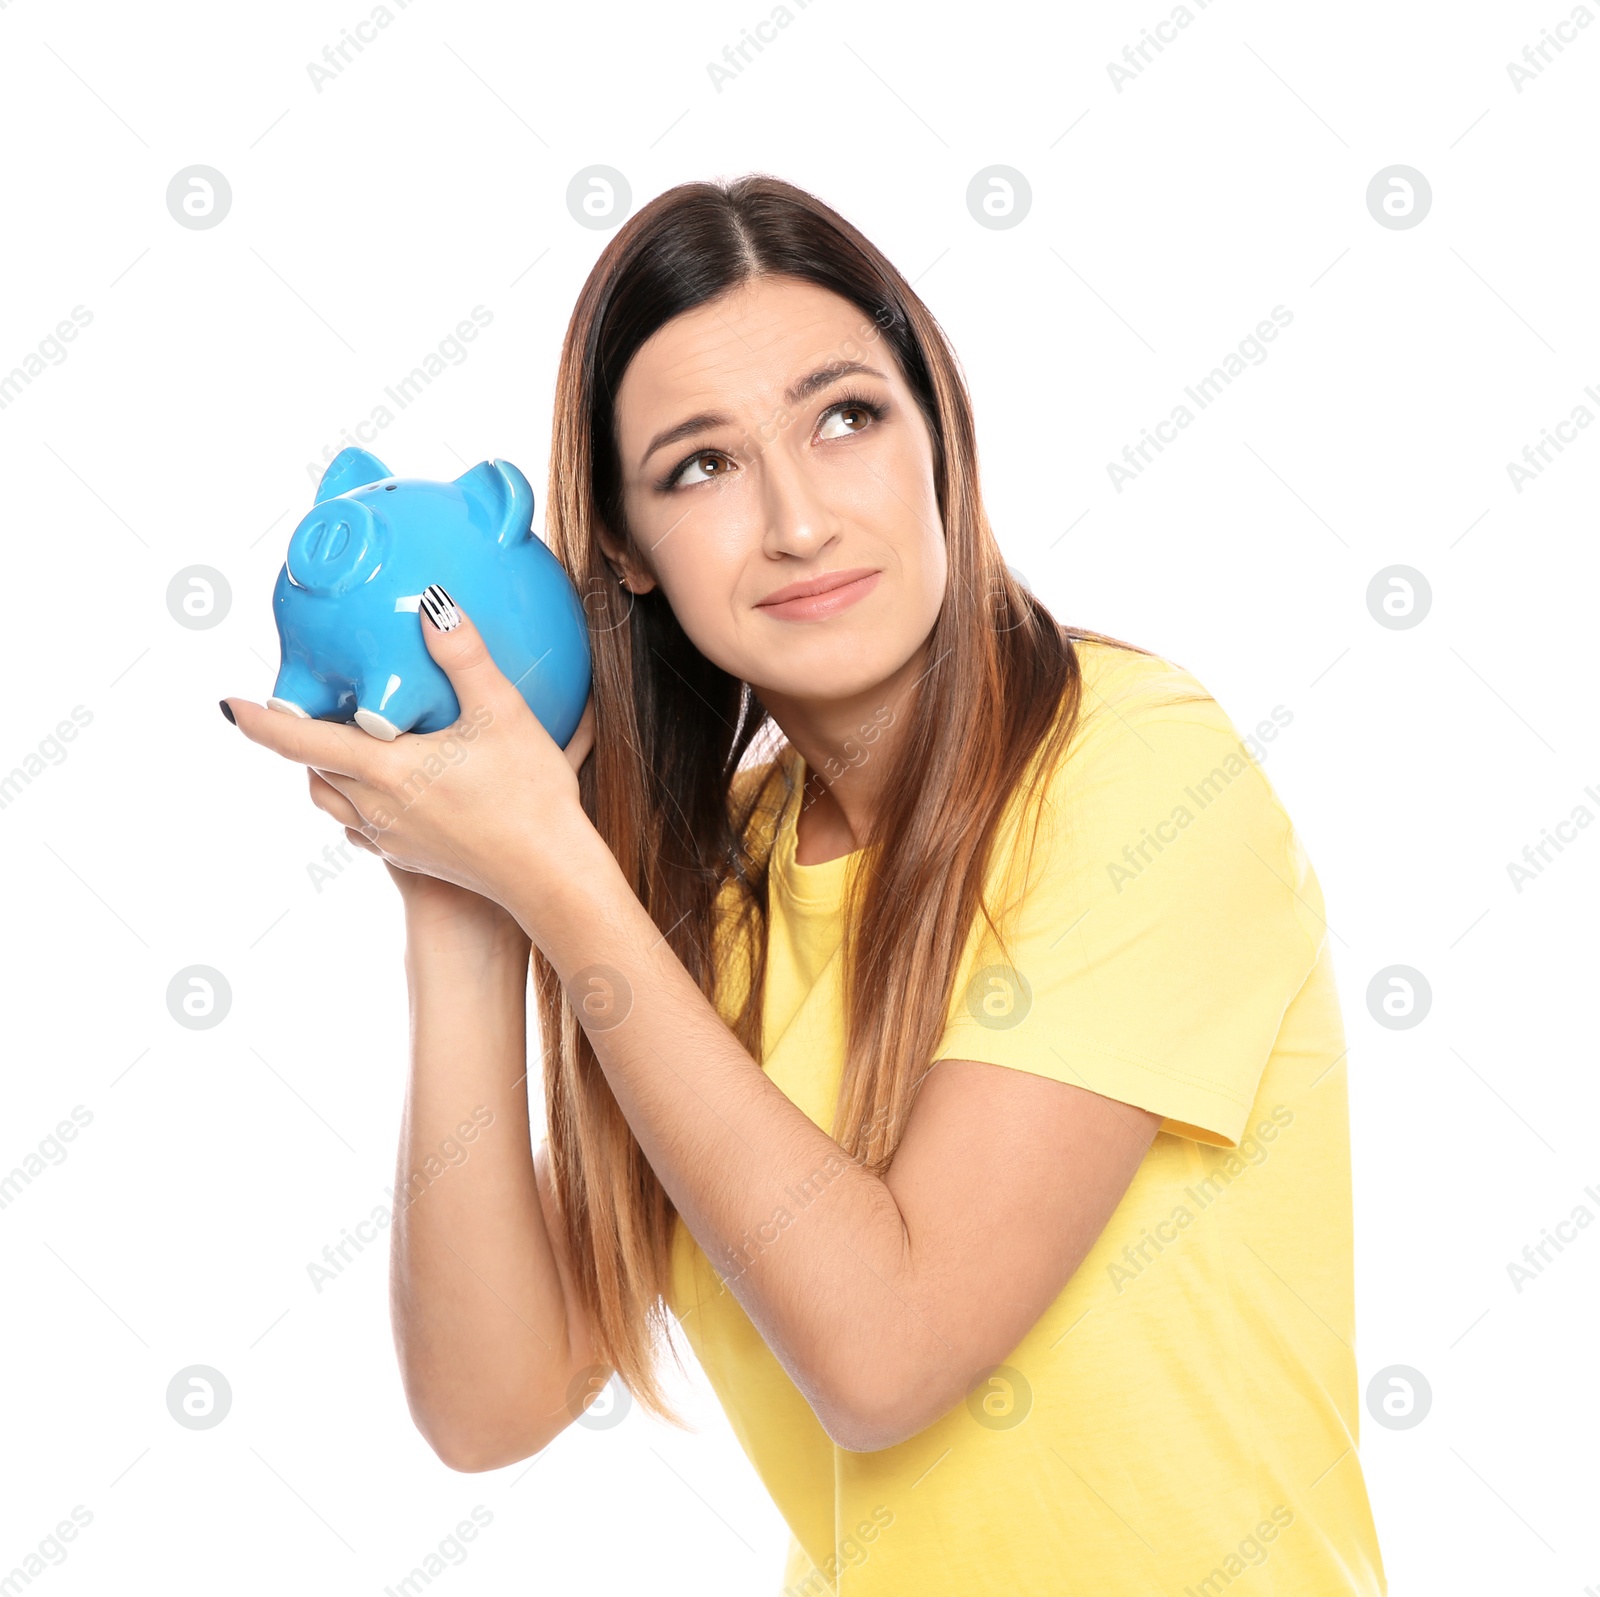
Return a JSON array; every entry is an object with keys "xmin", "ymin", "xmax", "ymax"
[
  {"xmin": 389, "ymin": 890, "xmax": 606, "ymax": 1471},
  {"xmin": 226, "ymin": 624, "xmax": 1154, "ymax": 1454},
  {"xmin": 507, "ymin": 817, "xmax": 1161, "ymax": 1454}
]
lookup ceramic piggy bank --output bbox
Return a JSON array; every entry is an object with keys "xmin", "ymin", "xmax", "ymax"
[{"xmin": 268, "ymin": 446, "xmax": 591, "ymax": 745}]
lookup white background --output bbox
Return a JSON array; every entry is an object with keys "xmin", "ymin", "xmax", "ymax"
[{"xmin": 2, "ymin": 0, "xmax": 1596, "ymax": 1591}]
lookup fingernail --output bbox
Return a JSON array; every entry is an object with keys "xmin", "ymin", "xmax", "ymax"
[
  {"xmin": 219, "ymin": 699, "xmax": 237, "ymax": 725},
  {"xmin": 421, "ymin": 584, "xmax": 461, "ymax": 632}
]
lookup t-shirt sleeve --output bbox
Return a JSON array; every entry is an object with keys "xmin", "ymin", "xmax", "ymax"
[{"xmin": 933, "ymin": 682, "xmax": 1326, "ymax": 1148}]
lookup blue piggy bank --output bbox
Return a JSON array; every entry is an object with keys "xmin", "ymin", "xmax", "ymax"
[{"xmin": 268, "ymin": 446, "xmax": 591, "ymax": 746}]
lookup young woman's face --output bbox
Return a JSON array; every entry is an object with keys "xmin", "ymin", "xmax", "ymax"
[{"xmin": 607, "ymin": 275, "xmax": 947, "ymax": 709}]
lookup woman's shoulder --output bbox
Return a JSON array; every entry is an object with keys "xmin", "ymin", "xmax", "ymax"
[
  {"xmin": 1038, "ymin": 634, "xmax": 1302, "ymax": 863},
  {"xmin": 1067, "ymin": 634, "xmax": 1220, "ymax": 740},
  {"xmin": 1008, "ymin": 635, "xmax": 1323, "ymax": 957},
  {"xmin": 1054, "ymin": 634, "xmax": 1292, "ymax": 793}
]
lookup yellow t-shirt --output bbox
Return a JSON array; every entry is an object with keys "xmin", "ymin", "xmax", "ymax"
[{"xmin": 667, "ymin": 638, "xmax": 1388, "ymax": 1596}]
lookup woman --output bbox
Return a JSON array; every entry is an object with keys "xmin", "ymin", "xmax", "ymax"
[{"xmin": 224, "ymin": 174, "xmax": 1388, "ymax": 1595}]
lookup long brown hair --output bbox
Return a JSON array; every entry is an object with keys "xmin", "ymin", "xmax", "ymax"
[{"xmin": 535, "ymin": 173, "xmax": 1184, "ymax": 1425}]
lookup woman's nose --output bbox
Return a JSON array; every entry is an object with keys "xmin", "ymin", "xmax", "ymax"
[{"xmin": 757, "ymin": 450, "xmax": 835, "ymax": 556}]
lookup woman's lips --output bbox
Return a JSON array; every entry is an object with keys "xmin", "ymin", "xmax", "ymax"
[{"xmin": 755, "ymin": 569, "xmax": 882, "ymax": 621}]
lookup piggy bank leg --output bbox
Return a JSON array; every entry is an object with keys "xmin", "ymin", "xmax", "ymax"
[
  {"xmin": 353, "ymin": 707, "xmax": 401, "ymax": 741},
  {"xmin": 269, "ymin": 660, "xmax": 348, "ymax": 721},
  {"xmin": 351, "ymin": 674, "xmax": 443, "ymax": 741}
]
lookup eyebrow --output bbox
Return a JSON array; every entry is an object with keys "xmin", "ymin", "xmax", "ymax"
[{"xmin": 637, "ymin": 361, "xmax": 889, "ymax": 473}]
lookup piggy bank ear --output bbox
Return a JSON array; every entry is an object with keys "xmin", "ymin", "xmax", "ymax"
[
  {"xmin": 314, "ymin": 447, "xmax": 393, "ymax": 504},
  {"xmin": 454, "ymin": 459, "xmax": 536, "ymax": 548}
]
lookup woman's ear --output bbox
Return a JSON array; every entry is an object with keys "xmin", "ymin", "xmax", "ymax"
[{"xmin": 596, "ymin": 527, "xmax": 658, "ymax": 595}]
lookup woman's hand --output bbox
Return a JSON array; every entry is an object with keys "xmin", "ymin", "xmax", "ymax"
[
  {"xmin": 222, "ymin": 602, "xmax": 597, "ymax": 920},
  {"xmin": 317, "ymin": 690, "xmax": 593, "ymax": 938}
]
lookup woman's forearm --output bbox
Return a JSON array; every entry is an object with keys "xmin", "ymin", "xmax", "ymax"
[
  {"xmin": 503, "ymin": 816, "xmax": 941, "ymax": 1446},
  {"xmin": 390, "ymin": 908, "xmax": 576, "ymax": 1468}
]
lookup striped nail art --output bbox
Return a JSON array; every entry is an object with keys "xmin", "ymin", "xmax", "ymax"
[{"xmin": 420, "ymin": 584, "xmax": 461, "ymax": 632}]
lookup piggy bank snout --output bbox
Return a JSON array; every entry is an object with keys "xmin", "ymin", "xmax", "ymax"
[{"xmin": 286, "ymin": 498, "xmax": 381, "ymax": 596}]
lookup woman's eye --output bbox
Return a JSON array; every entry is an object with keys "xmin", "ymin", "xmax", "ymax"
[
  {"xmin": 674, "ymin": 451, "xmax": 730, "ymax": 488},
  {"xmin": 665, "ymin": 400, "xmax": 879, "ymax": 489},
  {"xmin": 818, "ymin": 402, "xmax": 875, "ymax": 441}
]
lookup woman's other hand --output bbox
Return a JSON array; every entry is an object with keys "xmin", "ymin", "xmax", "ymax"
[{"xmin": 222, "ymin": 599, "xmax": 597, "ymax": 922}]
